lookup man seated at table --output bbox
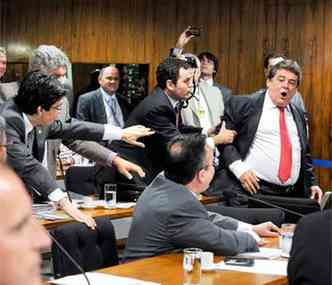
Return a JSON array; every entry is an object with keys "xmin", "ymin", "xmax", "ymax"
[
  {"xmin": 123, "ymin": 134, "xmax": 280, "ymax": 262},
  {"xmin": 1, "ymin": 70, "xmax": 153, "ymax": 229},
  {"xmin": 0, "ymin": 163, "xmax": 51, "ymax": 285}
]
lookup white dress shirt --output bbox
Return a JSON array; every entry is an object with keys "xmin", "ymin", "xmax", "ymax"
[
  {"xmin": 229, "ymin": 91, "xmax": 301, "ymax": 186},
  {"xmin": 101, "ymin": 87, "xmax": 124, "ymax": 128}
]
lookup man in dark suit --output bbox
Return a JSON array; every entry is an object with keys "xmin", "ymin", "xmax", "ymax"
[
  {"xmin": 288, "ymin": 209, "xmax": 332, "ymax": 285},
  {"xmin": 121, "ymin": 57, "xmax": 231, "ymax": 183},
  {"xmin": 123, "ymin": 134, "xmax": 280, "ymax": 262},
  {"xmin": 215, "ymin": 60, "xmax": 322, "ymax": 205},
  {"xmin": 76, "ymin": 66, "xmax": 130, "ymax": 126},
  {"xmin": 1, "ymin": 70, "xmax": 153, "ymax": 228}
]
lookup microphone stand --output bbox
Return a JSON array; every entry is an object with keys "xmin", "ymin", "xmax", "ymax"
[{"xmin": 49, "ymin": 232, "xmax": 91, "ymax": 285}]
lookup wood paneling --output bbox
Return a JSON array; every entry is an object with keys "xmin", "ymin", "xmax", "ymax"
[{"xmin": 0, "ymin": 0, "xmax": 331, "ymax": 189}]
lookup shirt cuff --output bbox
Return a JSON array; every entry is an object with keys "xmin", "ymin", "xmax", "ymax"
[
  {"xmin": 172, "ymin": 47, "xmax": 183, "ymax": 57},
  {"xmin": 106, "ymin": 152, "xmax": 118, "ymax": 167},
  {"xmin": 229, "ymin": 160, "xmax": 251, "ymax": 180},
  {"xmin": 48, "ymin": 188, "xmax": 68, "ymax": 203},
  {"xmin": 103, "ymin": 124, "xmax": 123, "ymax": 141},
  {"xmin": 206, "ymin": 137, "xmax": 215, "ymax": 150},
  {"xmin": 237, "ymin": 222, "xmax": 261, "ymax": 242}
]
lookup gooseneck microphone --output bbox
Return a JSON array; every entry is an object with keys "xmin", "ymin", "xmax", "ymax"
[
  {"xmin": 49, "ymin": 232, "xmax": 91, "ymax": 285},
  {"xmin": 223, "ymin": 190, "xmax": 304, "ymax": 218}
]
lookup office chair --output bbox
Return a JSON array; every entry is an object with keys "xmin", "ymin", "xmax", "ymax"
[
  {"xmin": 321, "ymin": 191, "xmax": 332, "ymax": 210},
  {"xmin": 64, "ymin": 166, "xmax": 98, "ymax": 196},
  {"xmin": 51, "ymin": 217, "xmax": 119, "ymax": 278}
]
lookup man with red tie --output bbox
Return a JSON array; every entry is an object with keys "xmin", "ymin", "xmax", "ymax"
[{"xmin": 214, "ymin": 60, "xmax": 322, "ymax": 206}]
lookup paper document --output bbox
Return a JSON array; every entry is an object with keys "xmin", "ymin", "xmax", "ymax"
[
  {"xmin": 49, "ymin": 272, "xmax": 160, "ymax": 285},
  {"xmin": 235, "ymin": 247, "xmax": 282, "ymax": 259},
  {"xmin": 216, "ymin": 259, "xmax": 288, "ymax": 276}
]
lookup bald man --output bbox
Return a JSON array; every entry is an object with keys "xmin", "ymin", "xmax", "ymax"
[{"xmin": 0, "ymin": 163, "xmax": 51, "ymax": 285}]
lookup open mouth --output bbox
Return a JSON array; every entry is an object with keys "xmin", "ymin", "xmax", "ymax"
[{"xmin": 281, "ymin": 91, "xmax": 287, "ymax": 97}]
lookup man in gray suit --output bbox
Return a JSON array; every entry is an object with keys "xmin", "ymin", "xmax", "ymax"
[
  {"xmin": 123, "ymin": 134, "xmax": 280, "ymax": 262},
  {"xmin": 1, "ymin": 70, "xmax": 153, "ymax": 229}
]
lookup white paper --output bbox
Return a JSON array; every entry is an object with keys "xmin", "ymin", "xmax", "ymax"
[
  {"xmin": 235, "ymin": 247, "xmax": 282, "ymax": 259},
  {"xmin": 216, "ymin": 259, "xmax": 288, "ymax": 276},
  {"xmin": 49, "ymin": 272, "xmax": 160, "ymax": 285}
]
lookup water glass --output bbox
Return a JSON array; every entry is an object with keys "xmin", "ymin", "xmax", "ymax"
[
  {"xmin": 104, "ymin": 184, "xmax": 117, "ymax": 208},
  {"xmin": 183, "ymin": 248, "xmax": 202, "ymax": 285},
  {"xmin": 280, "ymin": 223, "xmax": 296, "ymax": 257}
]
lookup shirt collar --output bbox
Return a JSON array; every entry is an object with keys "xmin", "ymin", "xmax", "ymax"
[
  {"xmin": 166, "ymin": 93, "xmax": 179, "ymax": 109},
  {"xmin": 22, "ymin": 113, "xmax": 34, "ymax": 136},
  {"xmin": 100, "ymin": 87, "xmax": 116, "ymax": 103}
]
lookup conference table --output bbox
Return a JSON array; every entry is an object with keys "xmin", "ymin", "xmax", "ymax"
[
  {"xmin": 46, "ymin": 238, "xmax": 287, "ymax": 285},
  {"xmin": 40, "ymin": 195, "xmax": 221, "ymax": 230}
]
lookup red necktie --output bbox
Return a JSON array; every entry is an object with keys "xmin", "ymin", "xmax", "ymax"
[{"xmin": 278, "ymin": 107, "xmax": 292, "ymax": 183}]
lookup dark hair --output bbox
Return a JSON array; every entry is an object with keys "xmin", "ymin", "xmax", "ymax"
[
  {"xmin": 156, "ymin": 57, "xmax": 191, "ymax": 89},
  {"xmin": 14, "ymin": 70, "xmax": 66, "ymax": 115},
  {"xmin": 198, "ymin": 51, "xmax": 219, "ymax": 74},
  {"xmin": 263, "ymin": 52, "xmax": 286, "ymax": 70},
  {"xmin": 164, "ymin": 134, "xmax": 207, "ymax": 185},
  {"xmin": 267, "ymin": 59, "xmax": 302, "ymax": 86}
]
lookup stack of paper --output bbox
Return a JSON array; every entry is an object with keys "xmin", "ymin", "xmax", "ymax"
[{"xmin": 49, "ymin": 272, "xmax": 160, "ymax": 285}]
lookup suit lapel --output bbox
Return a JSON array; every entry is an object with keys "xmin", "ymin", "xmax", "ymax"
[{"xmin": 96, "ymin": 89, "xmax": 108, "ymax": 124}]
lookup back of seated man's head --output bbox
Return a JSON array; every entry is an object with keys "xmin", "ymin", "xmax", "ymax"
[
  {"xmin": 164, "ymin": 134, "xmax": 207, "ymax": 185},
  {"xmin": 0, "ymin": 163, "xmax": 50, "ymax": 285},
  {"xmin": 156, "ymin": 57, "xmax": 191, "ymax": 89},
  {"xmin": 0, "ymin": 115, "xmax": 7, "ymax": 162},
  {"xmin": 14, "ymin": 70, "xmax": 66, "ymax": 115}
]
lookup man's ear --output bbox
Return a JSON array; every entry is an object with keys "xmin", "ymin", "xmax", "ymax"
[
  {"xmin": 166, "ymin": 79, "xmax": 175, "ymax": 92},
  {"xmin": 266, "ymin": 78, "xmax": 271, "ymax": 88},
  {"xmin": 36, "ymin": 106, "xmax": 43, "ymax": 116},
  {"xmin": 196, "ymin": 168, "xmax": 205, "ymax": 183}
]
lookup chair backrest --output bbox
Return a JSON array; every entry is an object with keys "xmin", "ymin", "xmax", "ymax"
[
  {"xmin": 51, "ymin": 217, "xmax": 119, "ymax": 278},
  {"xmin": 248, "ymin": 194, "xmax": 321, "ymax": 223},
  {"xmin": 64, "ymin": 166, "xmax": 97, "ymax": 196}
]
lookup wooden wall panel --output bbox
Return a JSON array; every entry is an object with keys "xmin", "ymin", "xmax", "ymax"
[{"xmin": 0, "ymin": 0, "xmax": 331, "ymax": 190}]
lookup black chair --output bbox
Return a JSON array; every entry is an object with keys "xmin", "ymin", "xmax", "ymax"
[
  {"xmin": 248, "ymin": 194, "xmax": 321, "ymax": 223},
  {"xmin": 64, "ymin": 166, "xmax": 98, "ymax": 196},
  {"xmin": 51, "ymin": 217, "xmax": 119, "ymax": 278}
]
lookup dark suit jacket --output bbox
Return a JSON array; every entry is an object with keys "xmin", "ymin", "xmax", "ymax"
[
  {"xmin": 123, "ymin": 173, "xmax": 257, "ymax": 262},
  {"xmin": 2, "ymin": 101, "xmax": 106, "ymax": 199},
  {"xmin": 118, "ymin": 87, "xmax": 201, "ymax": 183},
  {"xmin": 76, "ymin": 88, "xmax": 130, "ymax": 124},
  {"xmin": 214, "ymin": 82, "xmax": 232, "ymax": 105},
  {"xmin": 218, "ymin": 90, "xmax": 316, "ymax": 197},
  {"xmin": 288, "ymin": 210, "xmax": 332, "ymax": 285}
]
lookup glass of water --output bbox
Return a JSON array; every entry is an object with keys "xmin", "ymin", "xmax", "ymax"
[
  {"xmin": 104, "ymin": 184, "xmax": 117, "ymax": 208},
  {"xmin": 183, "ymin": 248, "xmax": 202, "ymax": 285}
]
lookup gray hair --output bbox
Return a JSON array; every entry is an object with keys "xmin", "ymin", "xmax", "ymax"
[
  {"xmin": 29, "ymin": 45, "xmax": 70, "ymax": 72},
  {"xmin": 0, "ymin": 115, "xmax": 6, "ymax": 146},
  {"xmin": 267, "ymin": 59, "xmax": 302, "ymax": 86},
  {"xmin": 0, "ymin": 47, "xmax": 6, "ymax": 57}
]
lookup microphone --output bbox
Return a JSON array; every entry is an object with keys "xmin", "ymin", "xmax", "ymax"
[
  {"xmin": 223, "ymin": 190, "xmax": 304, "ymax": 218},
  {"xmin": 49, "ymin": 232, "xmax": 91, "ymax": 285}
]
